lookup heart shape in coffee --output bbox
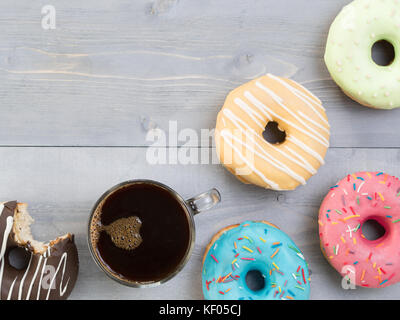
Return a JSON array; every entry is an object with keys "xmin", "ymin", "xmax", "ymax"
[{"xmin": 101, "ymin": 216, "xmax": 142, "ymax": 250}]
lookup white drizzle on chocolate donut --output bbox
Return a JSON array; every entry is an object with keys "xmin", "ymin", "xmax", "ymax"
[
  {"xmin": 0, "ymin": 201, "xmax": 79, "ymax": 300},
  {"xmin": 0, "ymin": 215, "xmax": 13, "ymax": 297},
  {"xmin": 45, "ymin": 252, "xmax": 70, "ymax": 300}
]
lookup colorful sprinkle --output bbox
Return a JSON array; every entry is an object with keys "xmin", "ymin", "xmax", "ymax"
[
  {"xmin": 242, "ymin": 246, "xmax": 253, "ymax": 253},
  {"xmin": 211, "ymin": 254, "xmax": 219, "ymax": 263},
  {"xmin": 344, "ymin": 215, "xmax": 360, "ymax": 221},
  {"xmin": 270, "ymin": 248, "xmax": 280, "ymax": 259},
  {"xmin": 288, "ymin": 245, "xmax": 301, "ymax": 253},
  {"xmin": 361, "ymin": 269, "xmax": 366, "ymax": 281},
  {"xmin": 301, "ymin": 268, "xmax": 307, "ymax": 284}
]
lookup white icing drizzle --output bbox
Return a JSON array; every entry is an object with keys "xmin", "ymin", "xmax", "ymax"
[
  {"xmin": 224, "ymin": 108, "xmax": 316, "ymax": 174},
  {"xmin": 232, "ymin": 97, "xmax": 321, "ymax": 169},
  {"xmin": 298, "ymin": 110, "xmax": 330, "ymax": 134},
  {"xmin": 0, "ymin": 204, "xmax": 4, "ymax": 218},
  {"xmin": 241, "ymin": 94, "xmax": 273, "ymax": 121},
  {"xmin": 0, "ymin": 216, "xmax": 14, "ymax": 300},
  {"xmin": 7, "ymin": 277, "xmax": 17, "ymax": 300},
  {"xmin": 295, "ymin": 82, "xmax": 323, "ymax": 106},
  {"xmin": 286, "ymin": 136, "xmax": 325, "ymax": 164},
  {"xmin": 25, "ymin": 255, "xmax": 43, "ymax": 300},
  {"xmin": 219, "ymin": 130, "xmax": 281, "ymax": 189},
  {"xmin": 18, "ymin": 254, "xmax": 33, "ymax": 300},
  {"xmin": 267, "ymin": 73, "xmax": 327, "ymax": 114},
  {"xmin": 0, "ymin": 216, "xmax": 13, "ymax": 301},
  {"xmin": 283, "ymin": 145, "xmax": 317, "ymax": 174},
  {"xmin": 244, "ymin": 90, "xmax": 329, "ymax": 147},
  {"xmin": 221, "ymin": 129, "xmax": 306, "ymax": 185},
  {"xmin": 36, "ymin": 257, "xmax": 48, "ymax": 300},
  {"xmin": 233, "ymin": 98, "xmax": 265, "ymax": 129},
  {"xmin": 45, "ymin": 252, "xmax": 69, "ymax": 300},
  {"xmin": 223, "ymin": 108, "xmax": 316, "ymax": 176},
  {"xmin": 254, "ymin": 82, "xmax": 329, "ymax": 146}
]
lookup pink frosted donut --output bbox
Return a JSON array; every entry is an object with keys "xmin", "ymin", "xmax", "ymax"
[{"xmin": 319, "ymin": 172, "xmax": 400, "ymax": 288}]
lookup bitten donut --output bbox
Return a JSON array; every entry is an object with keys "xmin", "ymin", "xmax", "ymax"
[
  {"xmin": 319, "ymin": 172, "xmax": 400, "ymax": 288},
  {"xmin": 215, "ymin": 74, "xmax": 330, "ymax": 191},
  {"xmin": 325, "ymin": 0, "xmax": 400, "ymax": 109},
  {"xmin": 202, "ymin": 221, "xmax": 310, "ymax": 300},
  {"xmin": 0, "ymin": 201, "xmax": 79, "ymax": 300}
]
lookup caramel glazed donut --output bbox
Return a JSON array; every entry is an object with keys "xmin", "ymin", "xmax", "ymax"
[
  {"xmin": 0, "ymin": 201, "xmax": 79, "ymax": 300},
  {"xmin": 215, "ymin": 74, "xmax": 330, "ymax": 191}
]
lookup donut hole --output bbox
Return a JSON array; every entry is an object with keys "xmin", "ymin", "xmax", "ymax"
[
  {"xmin": 8, "ymin": 246, "xmax": 31, "ymax": 270},
  {"xmin": 372, "ymin": 40, "xmax": 395, "ymax": 67},
  {"xmin": 245, "ymin": 269, "xmax": 265, "ymax": 292},
  {"xmin": 362, "ymin": 219, "xmax": 386, "ymax": 241},
  {"xmin": 262, "ymin": 121, "xmax": 286, "ymax": 145}
]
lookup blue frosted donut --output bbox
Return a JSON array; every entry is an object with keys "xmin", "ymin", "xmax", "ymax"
[{"xmin": 202, "ymin": 221, "xmax": 310, "ymax": 300}]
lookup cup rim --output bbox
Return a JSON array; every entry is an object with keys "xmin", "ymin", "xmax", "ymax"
[{"xmin": 87, "ymin": 179, "xmax": 196, "ymax": 288}]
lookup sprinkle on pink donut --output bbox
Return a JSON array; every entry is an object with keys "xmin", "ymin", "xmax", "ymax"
[{"xmin": 319, "ymin": 172, "xmax": 400, "ymax": 288}]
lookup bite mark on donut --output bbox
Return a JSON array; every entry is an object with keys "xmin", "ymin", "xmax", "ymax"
[{"xmin": 11, "ymin": 203, "xmax": 72, "ymax": 255}]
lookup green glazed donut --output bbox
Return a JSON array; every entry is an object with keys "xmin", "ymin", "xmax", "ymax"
[{"xmin": 325, "ymin": 0, "xmax": 400, "ymax": 109}]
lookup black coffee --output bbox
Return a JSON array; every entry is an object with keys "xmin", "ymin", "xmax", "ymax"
[{"xmin": 90, "ymin": 182, "xmax": 191, "ymax": 283}]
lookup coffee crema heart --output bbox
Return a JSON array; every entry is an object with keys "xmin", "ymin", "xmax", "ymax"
[{"xmin": 99, "ymin": 216, "xmax": 142, "ymax": 250}]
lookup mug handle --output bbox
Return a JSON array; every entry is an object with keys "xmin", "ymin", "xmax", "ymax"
[{"xmin": 186, "ymin": 188, "xmax": 221, "ymax": 215}]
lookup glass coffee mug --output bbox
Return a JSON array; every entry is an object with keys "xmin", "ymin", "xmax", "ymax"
[{"xmin": 87, "ymin": 179, "xmax": 221, "ymax": 288}]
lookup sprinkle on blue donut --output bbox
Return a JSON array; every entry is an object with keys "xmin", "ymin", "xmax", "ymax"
[{"xmin": 202, "ymin": 221, "xmax": 311, "ymax": 300}]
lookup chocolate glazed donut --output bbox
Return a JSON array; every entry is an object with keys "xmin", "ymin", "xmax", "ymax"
[{"xmin": 0, "ymin": 201, "xmax": 79, "ymax": 300}]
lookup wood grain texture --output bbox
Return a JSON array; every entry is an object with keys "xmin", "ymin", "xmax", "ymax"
[
  {"xmin": 0, "ymin": 147, "xmax": 399, "ymax": 300},
  {"xmin": 1, "ymin": 0, "xmax": 400, "ymax": 147},
  {"xmin": 1, "ymin": 0, "xmax": 400, "ymax": 300}
]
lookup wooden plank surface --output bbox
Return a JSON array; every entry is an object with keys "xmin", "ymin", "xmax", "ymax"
[
  {"xmin": 1, "ymin": 0, "xmax": 400, "ymax": 147},
  {"xmin": 0, "ymin": 147, "xmax": 398, "ymax": 300},
  {"xmin": 1, "ymin": 0, "xmax": 400, "ymax": 300}
]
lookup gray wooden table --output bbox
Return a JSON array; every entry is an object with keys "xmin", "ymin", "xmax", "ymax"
[{"xmin": 1, "ymin": 0, "xmax": 399, "ymax": 300}]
